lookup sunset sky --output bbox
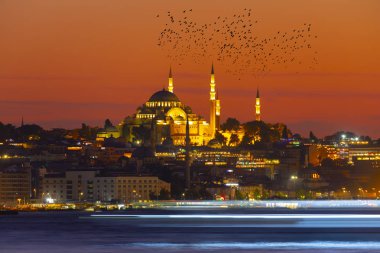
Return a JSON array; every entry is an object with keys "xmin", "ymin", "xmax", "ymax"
[{"xmin": 1, "ymin": 0, "xmax": 379, "ymax": 138}]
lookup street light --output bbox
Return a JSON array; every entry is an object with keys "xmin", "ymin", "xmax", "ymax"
[
  {"xmin": 132, "ymin": 189, "xmax": 137, "ymax": 202},
  {"xmin": 290, "ymin": 176, "xmax": 298, "ymax": 199}
]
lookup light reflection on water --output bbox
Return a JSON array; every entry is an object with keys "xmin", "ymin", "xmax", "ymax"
[
  {"xmin": 89, "ymin": 242, "xmax": 380, "ymax": 253},
  {"xmin": 2, "ymin": 211, "xmax": 380, "ymax": 253}
]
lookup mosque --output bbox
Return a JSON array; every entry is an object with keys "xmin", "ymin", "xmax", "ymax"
[{"xmin": 97, "ymin": 65, "xmax": 261, "ymax": 146}]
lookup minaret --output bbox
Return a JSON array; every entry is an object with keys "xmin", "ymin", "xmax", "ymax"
[
  {"xmin": 21, "ymin": 116, "xmax": 24, "ymax": 127},
  {"xmin": 150, "ymin": 118, "xmax": 156, "ymax": 154},
  {"xmin": 185, "ymin": 114, "xmax": 191, "ymax": 189},
  {"xmin": 255, "ymin": 88, "xmax": 261, "ymax": 121},
  {"xmin": 168, "ymin": 66, "xmax": 174, "ymax": 93},
  {"xmin": 215, "ymin": 90, "xmax": 221, "ymax": 130},
  {"xmin": 209, "ymin": 63, "xmax": 216, "ymax": 138}
]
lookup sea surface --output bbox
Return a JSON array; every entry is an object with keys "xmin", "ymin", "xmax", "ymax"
[{"xmin": 2, "ymin": 208, "xmax": 380, "ymax": 253}]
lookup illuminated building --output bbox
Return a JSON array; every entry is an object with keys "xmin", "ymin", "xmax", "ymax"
[
  {"xmin": 0, "ymin": 162, "xmax": 31, "ymax": 205},
  {"xmin": 209, "ymin": 63, "xmax": 220, "ymax": 138},
  {"xmin": 42, "ymin": 170, "xmax": 170, "ymax": 202},
  {"xmin": 255, "ymin": 87, "xmax": 261, "ymax": 121},
  {"xmin": 117, "ymin": 67, "xmax": 219, "ymax": 146},
  {"xmin": 96, "ymin": 126, "xmax": 121, "ymax": 142},
  {"xmin": 304, "ymin": 144, "xmax": 331, "ymax": 166},
  {"xmin": 216, "ymin": 92, "xmax": 221, "ymax": 131},
  {"xmin": 95, "ymin": 146, "xmax": 133, "ymax": 164},
  {"xmin": 96, "ymin": 65, "xmax": 269, "ymax": 147},
  {"xmin": 190, "ymin": 149, "xmax": 241, "ymax": 166},
  {"xmin": 236, "ymin": 157, "xmax": 280, "ymax": 179},
  {"xmin": 168, "ymin": 66, "xmax": 173, "ymax": 93},
  {"xmin": 348, "ymin": 147, "xmax": 380, "ymax": 164}
]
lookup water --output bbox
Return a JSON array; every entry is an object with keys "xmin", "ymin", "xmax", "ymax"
[{"xmin": 2, "ymin": 209, "xmax": 380, "ymax": 252}]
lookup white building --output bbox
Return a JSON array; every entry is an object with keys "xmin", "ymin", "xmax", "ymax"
[{"xmin": 42, "ymin": 170, "xmax": 170, "ymax": 203}]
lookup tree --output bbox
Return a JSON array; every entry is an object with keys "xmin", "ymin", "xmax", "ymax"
[
  {"xmin": 159, "ymin": 188, "xmax": 171, "ymax": 200},
  {"xmin": 198, "ymin": 187, "xmax": 213, "ymax": 200},
  {"xmin": 104, "ymin": 119, "xmax": 113, "ymax": 129},
  {"xmin": 269, "ymin": 123, "xmax": 292, "ymax": 142},
  {"xmin": 253, "ymin": 188, "xmax": 261, "ymax": 199},
  {"xmin": 149, "ymin": 188, "xmax": 170, "ymax": 200},
  {"xmin": 296, "ymin": 189, "xmax": 314, "ymax": 200},
  {"xmin": 309, "ymin": 131, "xmax": 318, "ymax": 142},
  {"xmin": 215, "ymin": 131, "xmax": 227, "ymax": 146},
  {"xmin": 42, "ymin": 128, "xmax": 67, "ymax": 142},
  {"xmin": 132, "ymin": 125, "xmax": 150, "ymax": 145},
  {"xmin": 0, "ymin": 122, "xmax": 17, "ymax": 141},
  {"xmin": 17, "ymin": 124, "xmax": 44, "ymax": 141},
  {"xmin": 228, "ymin": 133, "xmax": 240, "ymax": 146},
  {"xmin": 121, "ymin": 124, "xmax": 132, "ymax": 140},
  {"xmin": 240, "ymin": 133, "xmax": 253, "ymax": 147},
  {"xmin": 281, "ymin": 126, "xmax": 288, "ymax": 139},
  {"xmin": 324, "ymin": 131, "xmax": 356, "ymax": 142},
  {"xmin": 184, "ymin": 188, "xmax": 201, "ymax": 200},
  {"xmin": 243, "ymin": 120, "xmax": 271, "ymax": 143},
  {"xmin": 79, "ymin": 123, "xmax": 93, "ymax": 140},
  {"xmin": 235, "ymin": 189, "xmax": 246, "ymax": 200},
  {"xmin": 184, "ymin": 187, "xmax": 212, "ymax": 200},
  {"xmin": 221, "ymin": 118, "xmax": 240, "ymax": 131}
]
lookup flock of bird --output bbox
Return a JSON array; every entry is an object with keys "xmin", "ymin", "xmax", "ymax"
[{"xmin": 156, "ymin": 8, "xmax": 318, "ymax": 77}]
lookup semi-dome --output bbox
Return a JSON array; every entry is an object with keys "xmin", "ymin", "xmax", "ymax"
[
  {"xmin": 148, "ymin": 89, "xmax": 180, "ymax": 102},
  {"xmin": 174, "ymin": 115, "xmax": 185, "ymax": 121}
]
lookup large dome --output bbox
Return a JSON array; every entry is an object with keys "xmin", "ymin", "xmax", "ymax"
[{"xmin": 148, "ymin": 89, "xmax": 180, "ymax": 102}]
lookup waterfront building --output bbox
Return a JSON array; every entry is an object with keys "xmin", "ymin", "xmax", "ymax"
[
  {"xmin": 42, "ymin": 170, "xmax": 170, "ymax": 203},
  {"xmin": 0, "ymin": 162, "xmax": 31, "ymax": 205}
]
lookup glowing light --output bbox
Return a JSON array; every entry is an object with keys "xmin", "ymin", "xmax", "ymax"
[
  {"xmin": 91, "ymin": 214, "xmax": 380, "ymax": 219},
  {"xmin": 123, "ymin": 242, "xmax": 380, "ymax": 250},
  {"xmin": 67, "ymin": 147, "xmax": 82, "ymax": 151},
  {"xmin": 45, "ymin": 197, "xmax": 55, "ymax": 204}
]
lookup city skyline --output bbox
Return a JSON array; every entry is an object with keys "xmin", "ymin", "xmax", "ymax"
[
  {"xmin": 3, "ymin": 2, "xmax": 380, "ymax": 253},
  {"xmin": 1, "ymin": 0, "xmax": 380, "ymax": 138}
]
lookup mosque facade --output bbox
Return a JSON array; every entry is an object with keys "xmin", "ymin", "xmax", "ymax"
[{"xmin": 98, "ymin": 65, "xmax": 222, "ymax": 146}]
